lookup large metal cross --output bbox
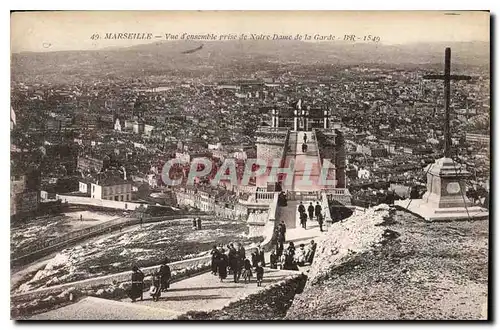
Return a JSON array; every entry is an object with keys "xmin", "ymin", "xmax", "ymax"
[{"xmin": 423, "ymin": 47, "xmax": 471, "ymax": 158}]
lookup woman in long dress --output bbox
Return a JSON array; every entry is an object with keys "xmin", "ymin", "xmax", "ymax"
[
  {"xmin": 218, "ymin": 249, "xmax": 229, "ymax": 282},
  {"xmin": 128, "ymin": 265, "xmax": 145, "ymax": 302},
  {"xmin": 210, "ymin": 245, "xmax": 220, "ymax": 275}
]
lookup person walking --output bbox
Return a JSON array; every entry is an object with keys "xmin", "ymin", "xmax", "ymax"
[
  {"xmin": 279, "ymin": 220, "xmax": 287, "ymax": 242},
  {"xmin": 150, "ymin": 271, "xmax": 162, "ymax": 302},
  {"xmin": 232, "ymin": 244, "xmax": 243, "ymax": 283},
  {"xmin": 269, "ymin": 249, "xmax": 278, "ymax": 269},
  {"xmin": 306, "ymin": 240, "xmax": 317, "ymax": 264},
  {"xmin": 159, "ymin": 258, "xmax": 171, "ymax": 293},
  {"xmin": 318, "ymin": 213, "xmax": 324, "ymax": 232},
  {"xmin": 298, "ymin": 202, "xmax": 305, "ymax": 215},
  {"xmin": 255, "ymin": 262, "xmax": 264, "ymax": 287},
  {"xmin": 251, "ymin": 249, "xmax": 259, "ymax": 268},
  {"xmin": 210, "ymin": 245, "xmax": 220, "ymax": 275},
  {"xmin": 228, "ymin": 244, "xmax": 237, "ymax": 277},
  {"xmin": 314, "ymin": 201, "xmax": 322, "ymax": 220},
  {"xmin": 308, "ymin": 202, "xmax": 315, "ymax": 221},
  {"xmin": 257, "ymin": 244, "xmax": 265, "ymax": 267},
  {"xmin": 217, "ymin": 250, "xmax": 228, "ymax": 282},
  {"xmin": 300, "ymin": 211, "xmax": 308, "ymax": 229},
  {"xmin": 128, "ymin": 265, "xmax": 145, "ymax": 302},
  {"xmin": 242, "ymin": 258, "xmax": 253, "ymax": 284}
]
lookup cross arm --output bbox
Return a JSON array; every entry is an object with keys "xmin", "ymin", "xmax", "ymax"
[
  {"xmin": 449, "ymin": 75, "xmax": 472, "ymax": 81},
  {"xmin": 423, "ymin": 74, "xmax": 472, "ymax": 81},
  {"xmin": 423, "ymin": 74, "xmax": 445, "ymax": 80}
]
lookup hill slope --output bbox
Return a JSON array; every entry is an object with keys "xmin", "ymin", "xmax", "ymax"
[{"xmin": 285, "ymin": 206, "xmax": 489, "ymax": 320}]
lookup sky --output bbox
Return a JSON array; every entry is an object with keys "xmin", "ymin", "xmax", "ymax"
[{"xmin": 10, "ymin": 11, "xmax": 490, "ymax": 53}]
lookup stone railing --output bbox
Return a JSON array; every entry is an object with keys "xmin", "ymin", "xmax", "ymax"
[
  {"xmin": 256, "ymin": 191, "xmax": 276, "ymax": 201},
  {"xmin": 261, "ymin": 193, "xmax": 280, "ymax": 252},
  {"xmin": 325, "ymin": 188, "xmax": 352, "ymax": 205},
  {"xmin": 56, "ymin": 194, "xmax": 147, "ymax": 211},
  {"xmin": 247, "ymin": 192, "xmax": 279, "ymax": 244},
  {"xmin": 321, "ymin": 191, "xmax": 333, "ymax": 227}
]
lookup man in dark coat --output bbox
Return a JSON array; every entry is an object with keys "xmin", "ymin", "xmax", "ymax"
[
  {"xmin": 300, "ymin": 211, "xmax": 308, "ymax": 229},
  {"xmin": 279, "ymin": 221, "xmax": 287, "ymax": 241},
  {"xmin": 251, "ymin": 249, "xmax": 259, "ymax": 268},
  {"xmin": 232, "ymin": 244, "xmax": 244, "ymax": 283},
  {"xmin": 238, "ymin": 244, "xmax": 246, "ymax": 261},
  {"xmin": 298, "ymin": 202, "xmax": 305, "ymax": 215},
  {"xmin": 228, "ymin": 244, "xmax": 237, "ymax": 277},
  {"xmin": 159, "ymin": 258, "xmax": 171, "ymax": 292},
  {"xmin": 314, "ymin": 202, "xmax": 322, "ymax": 220},
  {"xmin": 308, "ymin": 202, "xmax": 315, "ymax": 221},
  {"xmin": 318, "ymin": 213, "xmax": 324, "ymax": 232}
]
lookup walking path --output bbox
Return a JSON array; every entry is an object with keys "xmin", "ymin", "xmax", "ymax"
[
  {"xmin": 29, "ymin": 203, "xmax": 325, "ymax": 320},
  {"xmin": 292, "ymin": 131, "xmax": 323, "ymax": 192},
  {"xmin": 30, "ymin": 268, "xmax": 300, "ymax": 320}
]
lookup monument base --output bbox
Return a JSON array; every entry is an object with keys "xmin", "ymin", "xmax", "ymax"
[{"xmin": 395, "ymin": 199, "xmax": 489, "ymax": 222}]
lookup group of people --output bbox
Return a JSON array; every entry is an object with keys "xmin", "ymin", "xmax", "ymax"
[
  {"xmin": 210, "ymin": 242, "xmax": 265, "ymax": 286},
  {"xmin": 298, "ymin": 201, "xmax": 324, "ymax": 231},
  {"xmin": 269, "ymin": 239, "xmax": 317, "ymax": 271},
  {"xmin": 128, "ymin": 258, "xmax": 172, "ymax": 302}
]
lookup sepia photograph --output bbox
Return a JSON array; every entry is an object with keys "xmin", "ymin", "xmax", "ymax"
[{"xmin": 9, "ymin": 10, "xmax": 490, "ymax": 321}]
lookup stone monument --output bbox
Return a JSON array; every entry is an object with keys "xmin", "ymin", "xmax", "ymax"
[{"xmin": 396, "ymin": 48, "xmax": 489, "ymax": 221}]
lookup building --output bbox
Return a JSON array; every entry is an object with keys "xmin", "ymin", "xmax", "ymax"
[
  {"xmin": 133, "ymin": 121, "xmax": 145, "ymax": 134},
  {"xmin": 77, "ymin": 156, "xmax": 105, "ymax": 173},
  {"xmin": 466, "ymin": 133, "xmax": 490, "ymax": 145},
  {"xmin": 10, "ymin": 172, "xmax": 40, "ymax": 219},
  {"xmin": 90, "ymin": 176, "xmax": 132, "ymax": 201}
]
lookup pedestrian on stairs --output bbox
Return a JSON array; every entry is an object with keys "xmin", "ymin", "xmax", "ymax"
[
  {"xmin": 279, "ymin": 221, "xmax": 287, "ymax": 241},
  {"xmin": 315, "ymin": 201, "xmax": 322, "ymax": 220},
  {"xmin": 300, "ymin": 211, "xmax": 308, "ymax": 229},
  {"xmin": 318, "ymin": 213, "xmax": 324, "ymax": 232},
  {"xmin": 298, "ymin": 202, "xmax": 305, "ymax": 215},
  {"xmin": 308, "ymin": 202, "xmax": 315, "ymax": 221}
]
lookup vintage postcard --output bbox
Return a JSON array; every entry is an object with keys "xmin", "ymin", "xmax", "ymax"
[{"xmin": 10, "ymin": 10, "xmax": 490, "ymax": 321}]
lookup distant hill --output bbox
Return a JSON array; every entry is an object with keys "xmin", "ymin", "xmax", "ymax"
[{"xmin": 11, "ymin": 40, "xmax": 489, "ymax": 83}]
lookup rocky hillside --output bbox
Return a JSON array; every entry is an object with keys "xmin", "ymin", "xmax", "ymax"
[{"xmin": 285, "ymin": 205, "xmax": 489, "ymax": 320}]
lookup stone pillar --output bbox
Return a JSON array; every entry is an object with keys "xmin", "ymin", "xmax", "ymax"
[
  {"xmin": 302, "ymin": 110, "xmax": 307, "ymax": 131},
  {"xmin": 323, "ymin": 110, "xmax": 328, "ymax": 129},
  {"xmin": 273, "ymin": 109, "xmax": 279, "ymax": 128},
  {"xmin": 294, "ymin": 110, "xmax": 298, "ymax": 131}
]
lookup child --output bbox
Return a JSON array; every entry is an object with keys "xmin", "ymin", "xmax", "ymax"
[
  {"xmin": 255, "ymin": 262, "xmax": 264, "ymax": 287},
  {"xmin": 242, "ymin": 258, "xmax": 253, "ymax": 283},
  {"xmin": 269, "ymin": 249, "xmax": 278, "ymax": 269},
  {"xmin": 278, "ymin": 253, "xmax": 286, "ymax": 270},
  {"xmin": 149, "ymin": 272, "xmax": 161, "ymax": 302}
]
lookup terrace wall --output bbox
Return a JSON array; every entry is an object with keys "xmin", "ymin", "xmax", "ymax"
[{"xmin": 56, "ymin": 194, "xmax": 146, "ymax": 210}]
